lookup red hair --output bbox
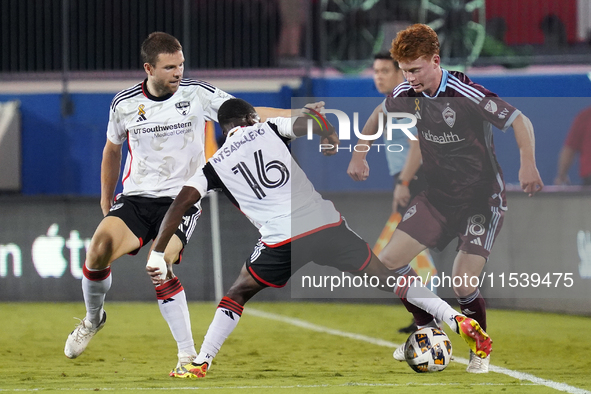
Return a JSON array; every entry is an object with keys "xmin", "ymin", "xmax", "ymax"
[{"xmin": 390, "ymin": 24, "xmax": 439, "ymax": 63}]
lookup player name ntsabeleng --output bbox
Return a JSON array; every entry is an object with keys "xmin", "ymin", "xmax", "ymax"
[
  {"xmin": 130, "ymin": 121, "xmax": 193, "ymax": 136},
  {"xmin": 212, "ymin": 128, "xmax": 265, "ymax": 163}
]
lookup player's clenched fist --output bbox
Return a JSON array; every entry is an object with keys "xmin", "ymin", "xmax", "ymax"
[
  {"xmin": 301, "ymin": 101, "xmax": 325, "ymax": 115},
  {"xmin": 519, "ymin": 163, "xmax": 544, "ymax": 197},
  {"xmin": 347, "ymin": 158, "xmax": 370, "ymax": 181}
]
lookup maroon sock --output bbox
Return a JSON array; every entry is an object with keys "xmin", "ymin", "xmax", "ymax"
[
  {"xmin": 393, "ymin": 265, "xmax": 434, "ymax": 326},
  {"xmin": 458, "ymin": 289, "xmax": 487, "ymax": 331}
]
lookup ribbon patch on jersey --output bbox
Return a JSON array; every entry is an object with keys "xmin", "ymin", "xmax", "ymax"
[
  {"xmin": 442, "ymin": 106, "xmax": 456, "ymax": 128},
  {"xmin": 175, "ymin": 101, "xmax": 191, "ymax": 116},
  {"xmin": 137, "ymin": 104, "xmax": 147, "ymax": 122}
]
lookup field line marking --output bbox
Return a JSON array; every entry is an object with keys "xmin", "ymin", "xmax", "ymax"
[
  {"xmin": 0, "ymin": 382, "xmax": 541, "ymax": 392},
  {"xmin": 246, "ymin": 308, "xmax": 590, "ymax": 394}
]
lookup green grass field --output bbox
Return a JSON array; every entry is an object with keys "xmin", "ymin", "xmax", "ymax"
[{"xmin": 1, "ymin": 302, "xmax": 590, "ymax": 393}]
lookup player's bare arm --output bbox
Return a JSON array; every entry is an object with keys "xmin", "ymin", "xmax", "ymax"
[
  {"xmin": 255, "ymin": 101, "xmax": 325, "ymax": 121},
  {"xmin": 100, "ymin": 140, "xmax": 123, "ymax": 216},
  {"xmin": 392, "ymin": 139, "xmax": 422, "ymax": 212},
  {"xmin": 154, "ymin": 186, "xmax": 202, "ymax": 253},
  {"xmin": 347, "ymin": 103, "xmax": 384, "ymax": 181},
  {"xmin": 146, "ymin": 185, "xmax": 202, "ymax": 283},
  {"xmin": 512, "ymin": 113, "xmax": 544, "ymax": 196},
  {"xmin": 292, "ymin": 109, "xmax": 339, "ymax": 156}
]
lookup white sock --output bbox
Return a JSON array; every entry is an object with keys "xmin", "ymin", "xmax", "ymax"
[
  {"xmin": 194, "ymin": 351, "xmax": 214, "ymax": 366},
  {"xmin": 399, "ymin": 279, "xmax": 460, "ymax": 333},
  {"xmin": 82, "ymin": 264, "xmax": 112, "ymax": 327},
  {"xmin": 198, "ymin": 297, "xmax": 243, "ymax": 361},
  {"xmin": 156, "ymin": 277, "xmax": 196, "ymax": 356}
]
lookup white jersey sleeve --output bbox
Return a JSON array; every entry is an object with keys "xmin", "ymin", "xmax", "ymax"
[
  {"xmin": 265, "ymin": 117, "xmax": 297, "ymax": 141},
  {"xmin": 184, "ymin": 166, "xmax": 209, "ymax": 197},
  {"xmin": 107, "ymin": 84, "xmax": 143, "ymax": 145},
  {"xmin": 192, "ymin": 81, "xmax": 234, "ymax": 122},
  {"xmin": 106, "ymin": 109, "xmax": 128, "ymax": 145}
]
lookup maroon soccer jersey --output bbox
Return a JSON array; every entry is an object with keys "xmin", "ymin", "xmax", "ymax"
[{"xmin": 383, "ymin": 70, "xmax": 520, "ymax": 209}]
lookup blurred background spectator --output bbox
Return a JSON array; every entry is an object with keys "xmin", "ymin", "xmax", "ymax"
[{"xmin": 555, "ymin": 106, "xmax": 591, "ymax": 186}]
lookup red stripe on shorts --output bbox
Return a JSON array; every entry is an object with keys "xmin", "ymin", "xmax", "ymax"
[{"xmin": 247, "ymin": 265, "xmax": 287, "ymax": 288}]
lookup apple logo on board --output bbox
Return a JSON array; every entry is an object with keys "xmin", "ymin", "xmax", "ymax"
[{"xmin": 31, "ymin": 224, "xmax": 68, "ymax": 278}]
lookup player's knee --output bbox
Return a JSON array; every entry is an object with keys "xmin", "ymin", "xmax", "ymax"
[
  {"xmin": 227, "ymin": 279, "xmax": 253, "ymax": 298},
  {"xmin": 225, "ymin": 286, "xmax": 251, "ymax": 305},
  {"xmin": 378, "ymin": 252, "xmax": 405, "ymax": 270},
  {"xmin": 163, "ymin": 250, "xmax": 180, "ymax": 265},
  {"xmin": 226, "ymin": 273, "xmax": 263, "ymax": 304},
  {"xmin": 452, "ymin": 284, "xmax": 476, "ymax": 298},
  {"xmin": 86, "ymin": 235, "xmax": 115, "ymax": 268}
]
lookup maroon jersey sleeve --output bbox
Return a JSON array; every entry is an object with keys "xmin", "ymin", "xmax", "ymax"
[{"xmin": 457, "ymin": 76, "xmax": 521, "ymax": 132}]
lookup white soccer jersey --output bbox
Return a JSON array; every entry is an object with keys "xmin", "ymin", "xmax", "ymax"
[
  {"xmin": 107, "ymin": 78, "xmax": 234, "ymax": 198},
  {"xmin": 185, "ymin": 118, "xmax": 341, "ymax": 246}
]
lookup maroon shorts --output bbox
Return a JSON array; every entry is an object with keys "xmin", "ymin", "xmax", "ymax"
[{"xmin": 396, "ymin": 192, "xmax": 504, "ymax": 259}]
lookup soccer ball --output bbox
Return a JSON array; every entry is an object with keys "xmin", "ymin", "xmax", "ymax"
[{"xmin": 404, "ymin": 327, "xmax": 453, "ymax": 373}]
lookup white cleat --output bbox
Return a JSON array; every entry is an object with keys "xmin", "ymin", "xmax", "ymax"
[
  {"xmin": 64, "ymin": 311, "xmax": 107, "ymax": 359},
  {"xmin": 175, "ymin": 351, "xmax": 197, "ymax": 369},
  {"xmin": 393, "ymin": 343, "xmax": 406, "ymax": 361},
  {"xmin": 466, "ymin": 350, "xmax": 490, "ymax": 373}
]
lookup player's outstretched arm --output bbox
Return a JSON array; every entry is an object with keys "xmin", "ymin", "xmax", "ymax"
[
  {"xmin": 512, "ymin": 113, "xmax": 544, "ymax": 196},
  {"xmin": 147, "ymin": 186, "xmax": 202, "ymax": 282},
  {"xmin": 255, "ymin": 101, "xmax": 325, "ymax": 122},
  {"xmin": 292, "ymin": 109, "xmax": 339, "ymax": 156},
  {"xmin": 100, "ymin": 140, "xmax": 123, "ymax": 216},
  {"xmin": 347, "ymin": 103, "xmax": 383, "ymax": 181}
]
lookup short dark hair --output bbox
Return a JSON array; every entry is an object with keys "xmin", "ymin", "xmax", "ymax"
[
  {"xmin": 218, "ymin": 98, "xmax": 256, "ymax": 127},
  {"xmin": 141, "ymin": 32, "xmax": 182, "ymax": 66},
  {"xmin": 374, "ymin": 52, "xmax": 399, "ymax": 70}
]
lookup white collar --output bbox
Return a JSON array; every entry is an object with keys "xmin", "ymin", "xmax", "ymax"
[{"xmin": 227, "ymin": 126, "xmax": 242, "ymax": 138}]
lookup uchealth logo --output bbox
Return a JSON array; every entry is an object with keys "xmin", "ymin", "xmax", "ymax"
[
  {"xmin": 0, "ymin": 223, "xmax": 91, "ymax": 279},
  {"xmin": 305, "ymin": 109, "xmax": 417, "ymax": 153}
]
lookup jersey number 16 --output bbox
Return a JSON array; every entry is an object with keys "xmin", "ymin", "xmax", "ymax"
[{"xmin": 232, "ymin": 149, "xmax": 290, "ymax": 199}]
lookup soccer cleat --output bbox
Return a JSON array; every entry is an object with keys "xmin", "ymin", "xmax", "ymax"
[
  {"xmin": 393, "ymin": 343, "xmax": 406, "ymax": 361},
  {"xmin": 64, "ymin": 311, "xmax": 107, "ymax": 359},
  {"xmin": 454, "ymin": 315, "xmax": 492, "ymax": 358},
  {"xmin": 466, "ymin": 351, "xmax": 490, "ymax": 373},
  {"xmin": 169, "ymin": 351, "xmax": 196, "ymax": 377},
  {"xmin": 169, "ymin": 361, "xmax": 209, "ymax": 378}
]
